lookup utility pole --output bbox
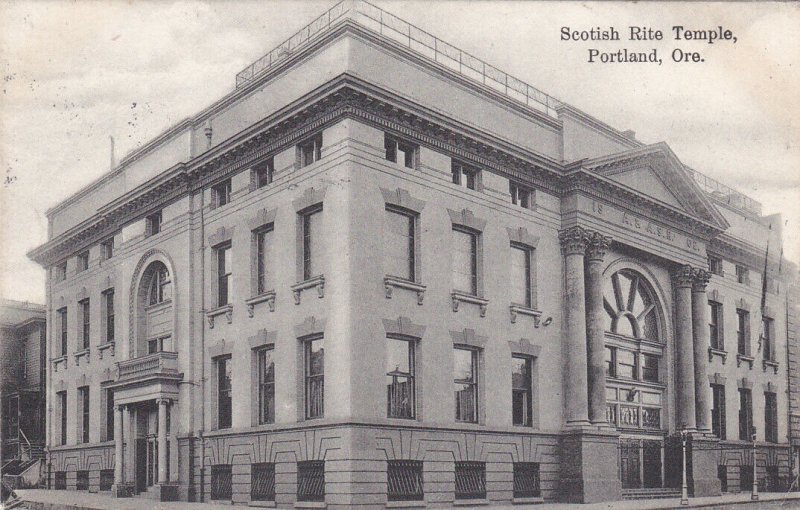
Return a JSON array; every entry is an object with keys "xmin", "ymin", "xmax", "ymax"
[{"xmin": 752, "ymin": 427, "xmax": 759, "ymax": 501}]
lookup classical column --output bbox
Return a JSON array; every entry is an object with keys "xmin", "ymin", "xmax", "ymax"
[
  {"xmin": 673, "ymin": 265, "xmax": 697, "ymax": 431},
  {"xmin": 114, "ymin": 405, "xmax": 124, "ymax": 485},
  {"xmin": 692, "ymin": 268, "xmax": 712, "ymax": 432},
  {"xmin": 157, "ymin": 399, "xmax": 169, "ymax": 485},
  {"xmin": 559, "ymin": 226, "xmax": 591, "ymax": 427},
  {"xmin": 586, "ymin": 232, "xmax": 613, "ymax": 426},
  {"xmin": 123, "ymin": 406, "xmax": 134, "ymax": 484}
]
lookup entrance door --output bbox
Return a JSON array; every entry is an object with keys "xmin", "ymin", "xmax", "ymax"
[
  {"xmin": 620, "ymin": 440, "xmax": 641, "ymax": 489},
  {"xmin": 135, "ymin": 438, "xmax": 147, "ymax": 493},
  {"xmin": 642, "ymin": 440, "xmax": 662, "ymax": 488},
  {"xmin": 146, "ymin": 437, "xmax": 158, "ymax": 487}
]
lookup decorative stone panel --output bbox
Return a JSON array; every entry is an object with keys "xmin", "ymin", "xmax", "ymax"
[{"xmin": 294, "ymin": 316, "xmax": 326, "ymax": 339}]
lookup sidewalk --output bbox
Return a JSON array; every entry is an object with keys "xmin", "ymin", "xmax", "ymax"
[{"xmin": 13, "ymin": 489, "xmax": 800, "ymax": 509}]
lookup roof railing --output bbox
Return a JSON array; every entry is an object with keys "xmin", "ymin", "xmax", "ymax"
[
  {"xmin": 235, "ymin": 0, "xmax": 560, "ymax": 118},
  {"xmin": 687, "ymin": 168, "xmax": 762, "ymax": 215}
]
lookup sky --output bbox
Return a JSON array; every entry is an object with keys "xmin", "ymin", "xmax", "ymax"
[{"xmin": 1, "ymin": 1, "xmax": 798, "ymax": 304}]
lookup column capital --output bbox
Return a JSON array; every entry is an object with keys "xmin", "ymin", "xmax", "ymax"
[
  {"xmin": 586, "ymin": 232, "xmax": 613, "ymax": 262},
  {"xmin": 692, "ymin": 268, "xmax": 711, "ymax": 292},
  {"xmin": 156, "ymin": 398, "xmax": 171, "ymax": 406},
  {"xmin": 672, "ymin": 264, "xmax": 695, "ymax": 288},
  {"xmin": 116, "ymin": 404, "xmax": 125, "ymax": 412},
  {"xmin": 559, "ymin": 226, "xmax": 590, "ymax": 255}
]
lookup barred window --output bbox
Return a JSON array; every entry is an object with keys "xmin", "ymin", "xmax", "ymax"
[
  {"xmin": 454, "ymin": 347, "xmax": 478, "ymax": 423},
  {"xmin": 257, "ymin": 347, "xmax": 275, "ymax": 424},
  {"xmin": 297, "ymin": 460, "xmax": 325, "ymax": 502},
  {"xmin": 513, "ymin": 462, "xmax": 541, "ymax": 498},
  {"xmin": 251, "ymin": 462, "xmax": 276, "ymax": 501},
  {"xmin": 765, "ymin": 392, "xmax": 778, "ymax": 443},
  {"xmin": 454, "ymin": 461, "xmax": 486, "ymax": 500},
  {"xmin": 100, "ymin": 469, "xmax": 114, "ymax": 491},
  {"xmin": 739, "ymin": 388, "xmax": 753, "ymax": 440},
  {"xmin": 386, "ymin": 337, "xmax": 415, "ymax": 419},
  {"xmin": 387, "ymin": 460, "xmax": 423, "ymax": 501},
  {"xmin": 54, "ymin": 471, "xmax": 66, "ymax": 490},
  {"xmin": 211, "ymin": 464, "xmax": 232, "ymax": 500},
  {"xmin": 76, "ymin": 470, "xmax": 89, "ymax": 490},
  {"xmin": 717, "ymin": 465, "xmax": 728, "ymax": 493}
]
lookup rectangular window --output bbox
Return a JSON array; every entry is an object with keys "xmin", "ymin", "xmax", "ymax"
[
  {"xmin": 616, "ymin": 349, "xmax": 637, "ymax": 380},
  {"xmin": 454, "ymin": 347, "xmax": 479, "ymax": 423},
  {"xmin": 257, "ymin": 347, "xmax": 275, "ymax": 425},
  {"xmin": 58, "ymin": 307, "xmax": 68, "ymax": 356},
  {"xmin": 509, "ymin": 182, "xmax": 532, "ymax": 209},
  {"xmin": 451, "ymin": 160, "xmax": 479, "ymax": 190},
  {"xmin": 605, "ymin": 346, "xmax": 616, "ymax": 378},
  {"xmin": 255, "ymin": 226, "xmax": 274, "ymax": 295},
  {"xmin": 79, "ymin": 386, "xmax": 89, "ymax": 443},
  {"xmin": 251, "ymin": 463, "xmax": 276, "ymax": 502},
  {"xmin": 212, "ymin": 179, "xmax": 232, "ymax": 208},
  {"xmin": 57, "ymin": 391, "xmax": 67, "ymax": 445},
  {"xmin": 454, "ymin": 461, "xmax": 486, "ymax": 500},
  {"xmin": 147, "ymin": 335, "xmax": 171, "ymax": 354},
  {"xmin": 298, "ymin": 133, "xmax": 322, "ymax": 168},
  {"xmin": 513, "ymin": 462, "xmax": 541, "ymax": 498},
  {"xmin": 104, "ymin": 289, "xmax": 115, "ymax": 344},
  {"xmin": 765, "ymin": 392, "xmax": 778, "ymax": 443},
  {"xmin": 708, "ymin": 301, "xmax": 724, "ymax": 350},
  {"xmin": 56, "ymin": 261, "xmax": 67, "ymax": 282},
  {"xmin": 737, "ymin": 309, "xmax": 750, "ymax": 356},
  {"xmin": 54, "ymin": 471, "xmax": 66, "ymax": 490},
  {"xmin": 510, "ymin": 244, "xmax": 533, "ymax": 307},
  {"xmin": 305, "ymin": 338, "xmax": 324, "ymax": 419},
  {"xmin": 740, "ymin": 465, "xmax": 754, "ymax": 491},
  {"xmin": 297, "ymin": 460, "xmax": 325, "ymax": 502},
  {"xmin": 216, "ymin": 356, "xmax": 232, "ymax": 429},
  {"xmin": 762, "ymin": 317, "xmax": 774, "ymax": 361},
  {"xmin": 216, "ymin": 243, "xmax": 232, "ymax": 306},
  {"xmin": 254, "ymin": 158, "xmax": 274, "ymax": 188},
  {"xmin": 101, "ymin": 237, "xmax": 114, "ymax": 260},
  {"xmin": 99, "ymin": 469, "xmax": 114, "ymax": 491},
  {"xmin": 386, "ymin": 337, "xmax": 415, "ymax": 419},
  {"xmin": 385, "ymin": 208, "xmax": 416, "ymax": 281},
  {"xmin": 146, "ymin": 211, "xmax": 162, "ymax": 236},
  {"xmin": 641, "ymin": 354, "xmax": 659, "ymax": 383},
  {"xmin": 452, "ymin": 227, "xmax": 478, "ymax": 295},
  {"xmin": 709, "ymin": 256, "xmax": 723, "ymax": 276},
  {"xmin": 301, "ymin": 206, "xmax": 323, "ymax": 281},
  {"xmin": 512, "ymin": 355, "xmax": 533, "ymax": 427},
  {"xmin": 736, "ymin": 264, "xmax": 749, "ymax": 285},
  {"xmin": 384, "ymin": 135, "xmax": 416, "ymax": 169},
  {"xmin": 211, "ymin": 464, "xmax": 233, "ymax": 500},
  {"xmin": 79, "ymin": 298, "xmax": 90, "ymax": 349},
  {"xmin": 717, "ymin": 465, "xmax": 728, "ymax": 493},
  {"xmin": 387, "ymin": 460, "xmax": 423, "ymax": 501},
  {"xmin": 77, "ymin": 251, "xmax": 89, "ymax": 272},
  {"xmin": 105, "ymin": 389, "xmax": 114, "ymax": 441},
  {"xmin": 76, "ymin": 470, "xmax": 89, "ymax": 490},
  {"xmin": 739, "ymin": 388, "xmax": 753, "ymax": 441},
  {"xmin": 711, "ymin": 384, "xmax": 726, "ymax": 439}
]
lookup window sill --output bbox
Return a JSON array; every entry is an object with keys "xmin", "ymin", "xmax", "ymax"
[
  {"xmin": 292, "ymin": 275, "xmax": 325, "ymax": 304},
  {"xmin": 763, "ymin": 359, "xmax": 779, "ymax": 374},
  {"xmin": 249, "ymin": 501, "xmax": 277, "ymax": 508},
  {"xmin": 384, "ymin": 276, "xmax": 426, "ymax": 305},
  {"xmin": 513, "ymin": 496, "xmax": 544, "ymax": 504},
  {"xmin": 246, "ymin": 290, "xmax": 276, "ymax": 317},
  {"xmin": 294, "ymin": 502, "xmax": 326, "ymax": 509},
  {"xmin": 386, "ymin": 501, "xmax": 425, "ymax": 508},
  {"xmin": 736, "ymin": 353, "xmax": 755, "ymax": 369},
  {"xmin": 206, "ymin": 303, "xmax": 233, "ymax": 329},
  {"xmin": 97, "ymin": 342, "xmax": 115, "ymax": 359},
  {"xmin": 51, "ymin": 355, "xmax": 68, "ymax": 372},
  {"xmin": 451, "ymin": 291, "xmax": 488, "ymax": 317},
  {"xmin": 453, "ymin": 499, "xmax": 489, "ymax": 506},
  {"xmin": 509, "ymin": 304, "xmax": 542, "ymax": 325},
  {"xmin": 73, "ymin": 348, "xmax": 91, "ymax": 366},
  {"xmin": 708, "ymin": 347, "xmax": 728, "ymax": 364}
]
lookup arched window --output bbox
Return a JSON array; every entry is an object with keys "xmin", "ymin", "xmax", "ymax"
[
  {"xmin": 148, "ymin": 266, "xmax": 172, "ymax": 305},
  {"xmin": 603, "ymin": 270, "xmax": 660, "ymax": 342}
]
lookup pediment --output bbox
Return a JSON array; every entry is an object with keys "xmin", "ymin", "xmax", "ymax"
[{"xmin": 582, "ymin": 143, "xmax": 729, "ymax": 230}]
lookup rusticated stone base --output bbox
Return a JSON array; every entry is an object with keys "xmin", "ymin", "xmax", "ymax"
[
  {"xmin": 691, "ymin": 436, "xmax": 721, "ymax": 497},
  {"xmin": 110, "ymin": 483, "xmax": 133, "ymax": 497},
  {"xmin": 149, "ymin": 483, "xmax": 179, "ymax": 501},
  {"xmin": 559, "ymin": 427, "xmax": 622, "ymax": 503}
]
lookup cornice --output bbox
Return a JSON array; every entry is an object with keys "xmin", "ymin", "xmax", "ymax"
[
  {"xmin": 556, "ymin": 103, "xmax": 641, "ymax": 150},
  {"xmin": 710, "ymin": 233, "xmax": 771, "ymax": 270}
]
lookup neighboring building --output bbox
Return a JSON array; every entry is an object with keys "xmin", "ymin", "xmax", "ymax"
[
  {"xmin": 1, "ymin": 300, "xmax": 46, "ymax": 464},
  {"xmin": 27, "ymin": 1, "xmax": 798, "ymax": 506}
]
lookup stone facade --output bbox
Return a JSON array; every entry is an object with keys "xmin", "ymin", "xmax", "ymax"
[{"xmin": 28, "ymin": 2, "xmax": 798, "ymax": 507}]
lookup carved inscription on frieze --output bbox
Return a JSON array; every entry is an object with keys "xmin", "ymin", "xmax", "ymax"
[{"xmin": 591, "ymin": 200, "xmax": 700, "ymax": 252}]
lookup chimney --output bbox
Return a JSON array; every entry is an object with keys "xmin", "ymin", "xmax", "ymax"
[{"xmin": 622, "ymin": 129, "xmax": 636, "ymax": 140}]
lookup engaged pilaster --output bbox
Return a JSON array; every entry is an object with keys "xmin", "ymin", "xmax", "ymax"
[
  {"xmin": 672, "ymin": 265, "xmax": 697, "ymax": 431},
  {"xmin": 692, "ymin": 268, "xmax": 712, "ymax": 432},
  {"xmin": 559, "ymin": 226, "xmax": 591, "ymax": 427},
  {"xmin": 586, "ymin": 231, "xmax": 613, "ymax": 426}
]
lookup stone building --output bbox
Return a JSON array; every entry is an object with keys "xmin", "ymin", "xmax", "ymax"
[
  {"xmin": 27, "ymin": 1, "xmax": 798, "ymax": 506},
  {"xmin": 1, "ymin": 300, "xmax": 47, "ymax": 465}
]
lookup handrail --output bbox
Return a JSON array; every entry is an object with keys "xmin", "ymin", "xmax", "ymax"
[{"xmin": 19, "ymin": 428, "xmax": 31, "ymax": 451}]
